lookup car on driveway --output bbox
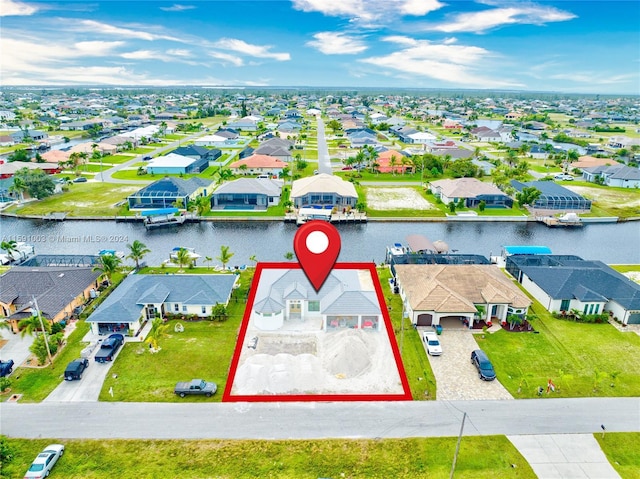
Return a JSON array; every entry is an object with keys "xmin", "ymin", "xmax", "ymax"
[
  {"xmin": 422, "ymin": 331, "xmax": 443, "ymax": 356},
  {"xmin": 73, "ymin": 177, "xmax": 88, "ymax": 183},
  {"xmin": 24, "ymin": 444, "xmax": 65, "ymax": 479},
  {"xmin": 471, "ymin": 349, "xmax": 496, "ymax": 381},
  {"xmin": 64, "ymin": 358, "xmax": 89, "ymax": 380}
]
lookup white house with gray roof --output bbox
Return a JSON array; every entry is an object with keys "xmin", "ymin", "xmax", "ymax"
[
  {"xmin": 211, "ymin": 178, "xmax": 283, "ymax": 210},
  {"xmin": 252, "ymin": 269, "xmax": 381, "ymax": 332},
  {"xmin": 581, "ymin": 164, "xmax": 640, "ymax": 188},
  {"xmin": 86, "ymin": 274, "xmax": 237, "ymax": 336}
]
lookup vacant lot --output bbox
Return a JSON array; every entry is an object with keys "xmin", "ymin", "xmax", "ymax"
[
  {"xmin": 366, "ymin": 187, "xmax": 437, "ymax": 210},
  {"xmin": 566, "ymin": 184, "xmax": 640, "ymax": 217}
]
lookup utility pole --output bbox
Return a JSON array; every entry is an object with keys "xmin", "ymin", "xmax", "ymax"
[
  {"xmin": 32, "ymin": 296, "xmax": 54, "ymax": 366},
  {"xmin": 450, "ymin": 412, "xmax": 467, "ymax": 479}
]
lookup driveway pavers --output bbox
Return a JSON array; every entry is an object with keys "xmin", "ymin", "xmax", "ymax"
[{"xmin": 419, "ymin": 328, "xmax": 513, "ymax": 401}]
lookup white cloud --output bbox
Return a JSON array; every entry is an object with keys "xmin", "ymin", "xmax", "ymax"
[
  {"xmin": 159, "ymin": 4, "xmax": 196, "ymax": 12},
  {"xmin": 292, "ymin": 0, "xmax": 444, "ymax": 23},
  {"xmin": 212, "ymin": 38, "xmax": 291, "ymax": 61},
  {"xmin": 432, "ymin": 5, "xmax": 576, "ymax": 33},
  {"xmin": 121, "ymin": 50, "xmax": 158, "ymax": 60},
  {"xmin": 73, "ymin": 20, "xmax": 182, "ymax": 42},
  {"xmin": 166, "ymin": 49, "xmax": 192, "ymax": 57},
  {"xmin": 360, "ymin": 36, "xmax": 522, "ymax": 88},
  {"xmin": 306, "ymin": 32, "xmax": 367, "ymax": 54},
  {"xmin": 208, "ymin": 51, "xmax": 244, "ymax": 67},
  {"xmin": 0, "ymin": 0, "xmax": 37, "ymax": 16}
]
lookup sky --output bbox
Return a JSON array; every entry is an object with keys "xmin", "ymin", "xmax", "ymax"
[{"xmin": 1, "ymin": 0, "xmax": 639, "ymax": 94}]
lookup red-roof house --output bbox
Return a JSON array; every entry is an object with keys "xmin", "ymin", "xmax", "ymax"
[{"xmin": 229, "ymin": 154, "xmax": 287, "ymax": 176}]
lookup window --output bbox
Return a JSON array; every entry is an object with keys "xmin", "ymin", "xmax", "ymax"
[
  {"xmin": 182, "ymin": 305, "xmax": 187, "ymax": 312},
  {"xmin": 560, "ymin": 299, "xmax": 570, "ymax": 311},
  {"xmin": 201, "ymin": 306, "xmax": 206, "ymax": 314},
  {"xmin": 174, "ymin": 304, "xmax": 179, "ymax": 312},
  {"xmin": 308, "ymin": 301, "xmax": 320, "ymax": 312},
  {"xmin": 583, "ymin": 304, "xmax": 589, "ymax": 314}
]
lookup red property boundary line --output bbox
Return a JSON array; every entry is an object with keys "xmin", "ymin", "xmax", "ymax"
[{"xmin": 222, "ymin": 262, "xmax": 412, "ymax": 402}]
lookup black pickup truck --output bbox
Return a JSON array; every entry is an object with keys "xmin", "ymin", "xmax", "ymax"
[
  {"xmin": 0, "ymin": 359, "xmax": 14, "ymax": 377},
  {"xmin": 94, "ymin": 334, "xmax": 125, "ymax": 363}
]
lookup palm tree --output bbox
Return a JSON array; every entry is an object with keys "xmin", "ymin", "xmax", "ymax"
[
  {"xmin": 217, "ymin": 245, "xmax": 234, "ymax": 270},
  {"xmin": 249, "ymin": 254, "xmax": 258, "ymax": 268},
  {"xmin": 145, "ymin": 317, "xmax": 169, "ymax": 350},
  {"xmin": 284, "ymin": 251, "xmax": 294, "ymax": 260},
  {"xmin": 204, "ymin": 256, "xmax": 213, "ymax": 270},
  {"xmin": 389, "ymin": 155, "xmax": 398, "ymax": 175},
  {"xmin": 194, "ymin": 195, "xmax": 210, "ymax": 216},
  {"xmin": 505, "ymin": 149, "xmax": 518, "ymax": 167},
  {"xmin": 0, "ymin": 240, "xmax": 18, "ymax": 261},
  {"xmin": 173, "ymin": 248, "xmax": 193, "ymax": 272},
  {"xmin": 92, "ymin": 253, "xmax": 121, "ymax": 285},
  {"xmin": 18, "ymin": 314, "xmax": 50, "ymax": 338},
  {"xmin": 126, "ymin": 240, "xmax": 151, "ymax": 270}
]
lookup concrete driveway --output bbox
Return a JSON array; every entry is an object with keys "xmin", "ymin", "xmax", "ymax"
[
  {"xmin": 0, "ymin": 329, "xmax": 34, "ymax": 373},
  {"xmin": 420, "ymin": 328, "xmax": 513, "ymax": 401},
  {"xmin": 43, "ymin": 342, "xmax": 124, "ymax": 402}
]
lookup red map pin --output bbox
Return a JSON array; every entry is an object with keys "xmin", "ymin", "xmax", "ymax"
[{"xmin": 293, "ymin": 220, "xmax": 341, "ymax": 292}]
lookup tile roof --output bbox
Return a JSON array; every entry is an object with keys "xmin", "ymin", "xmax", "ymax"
[{"xmin": 291, "ymin": 173, "xmax": 357, "ymax": 199}]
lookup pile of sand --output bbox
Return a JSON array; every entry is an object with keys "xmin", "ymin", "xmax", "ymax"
[{"xmin": 232, "ymin": 328, "xmax": 404, "ymax": 396}]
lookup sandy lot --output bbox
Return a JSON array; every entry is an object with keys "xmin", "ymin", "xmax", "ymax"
[
  {"xmin": 565, "ymin": 185, "xmax": 640, "ymax": 208},
  {"xmin": 623, "ymin": 271, "xmax": 640, "ymax": 284},
  {"xmin": 366, "ymin": 187, "xmax": 436, "ymax": 210}
]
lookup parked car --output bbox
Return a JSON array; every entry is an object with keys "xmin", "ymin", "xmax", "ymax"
[
  {"xmin": 422, "ymin": 331, "xmax": 443, "ymax": 356},
  {"xmin": 73, "ymin": 177, "xmax": 88, "ymax": 183},
  {"xmin": 554, "ymin": 174, "xmax": 573, "ymax": 181},
  {"xmin": 471, "ymin": 349, "xmax": 496, "ymax": 381},
  {"xmin": 142, "ymin": 155, "xmax": 152, "ymax": 160},
  {"xmin": 94, "ymin": 333, "xmax": 125, "ymax": 363},
  {"xmin": 24, "ymin": 444, "xmax": 65, "ymax": 479},
  {"xmin": 0, "ymin": 359, "xmax": 14, "ymax": 377},
  {"xmin": 64, "ymin": 358, "xmax": 89, "ymax": 380}
]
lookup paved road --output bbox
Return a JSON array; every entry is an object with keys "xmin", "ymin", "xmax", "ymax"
[
  {"xmin": 315, "ymin": 116, "xmax": 332, "ymax": 175},
  {"xmin": 1, "ymin": 398, "xmax": 638, "ymax": 440}
]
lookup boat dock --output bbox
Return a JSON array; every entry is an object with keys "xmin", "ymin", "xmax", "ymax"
[
  {"xmin": 284, "ymin": 211, "xmax": 367, "ymax": 225},
  {"xmin": 536, "ymin": 213, "xmax": 583, "ymax": 228},
  {"xmin": 42, "ymin": 212, "xmax": 68, "ymax": 221}
]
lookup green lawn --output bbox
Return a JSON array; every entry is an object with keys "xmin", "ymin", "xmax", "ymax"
[
  {"xmin": 1, "ymin": 436, "xmax": 535, "ymax": 479},
  {"xmin": 99, "ymin": 271, "xmax": 252, "ymax": 402},
  {"xmin": 9, "ymin": 183, "xmax": 141, "ymax": 216},
  {"xmin": 111, "ymin": 166, "xmax": 218, "ymax": 181},
  {"xmin": 478, "ymin": 301, "xmax": 640, "ymax": 398},
  {"xmin": 105, "ymin": 154, "xmax": 137, "ymax": 164},
  {"xmin": 595, "ymin": 433, "xmax": 640, "ymax": 479},
  {"xmin": 378, "ymin": 267, "xmax": 437, "ymax": 399}
]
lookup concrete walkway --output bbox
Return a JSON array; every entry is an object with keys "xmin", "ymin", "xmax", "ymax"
[{"xmin": 509, "ymin": 434, "xmax": 621, "ymax": 479}]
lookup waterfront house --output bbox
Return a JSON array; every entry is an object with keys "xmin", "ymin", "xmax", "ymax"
[
  {"xmin": 505, "ymin": 255, "xmax": 640, "ymax": 325},
  {"xmin": 429, "ymin": 178, "xmax": 513, "ymax": 208},
  {"xmin": 510, "ymin": 180, "xmax": 592, "ymax": 211},
  {"xmin": 0, "ymin": 266, "xmax": 101, "ymax": 333},
  {"xmin": 85, "ymin": 274, "xmax": 237, "ymax": 336},
  {"xmin": 290, "ymin": 173, "xmax": 358, "ymax": 210},
  {"xmin": 127, "ymin": 177, "xmax": 214, "ymax": 210},
  {"xmin": 211, "ymin": 177, "xmax": 283, "ymax": 210},
  {"xmin": 394, "ymin": 264, "xmax": 531, "ymax": 328},
  {"xmin": 581, "ymin": 164, "xmax": 640, "ymax": 188},
  {"xmin": 252, "ymin": 269, "xmax": 381, "ymax": 332}
]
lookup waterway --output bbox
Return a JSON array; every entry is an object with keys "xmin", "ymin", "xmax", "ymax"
[{"xmin": 1, "ymin": 217, "xmax": 638, "ymax": 266}]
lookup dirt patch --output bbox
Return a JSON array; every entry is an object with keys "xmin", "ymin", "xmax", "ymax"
[
  {"xmin": 564, "ymin": 185, "xmax": 640, "ymax": 209},
  {"xmin": 623, "ymin": 271, "xmax": 640, "ymax": 284},
  {"xmin": 366, "ymin": 187, "xmax": 436, "ymax": 210}
]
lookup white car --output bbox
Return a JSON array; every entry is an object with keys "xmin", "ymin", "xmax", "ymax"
[
  {"xmin": 422, "ymin": 331, "xmax": 443, "ymax": 356},
  {"xmin": 24, "ymin": 444, "xmax": 64, "ymax": 479},
  {"xmin": 554, "ymin": 174, "xmax": 573, "ymax": 181}
]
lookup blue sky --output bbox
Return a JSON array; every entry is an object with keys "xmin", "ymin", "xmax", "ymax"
[{"xmin": 1, "ymin": 0, "xmax": 638, "ymax": 94}]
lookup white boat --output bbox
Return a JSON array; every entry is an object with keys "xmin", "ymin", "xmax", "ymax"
[{"xmin": 169, "ymin": 247, "xmax": 201, "ymax": 264}]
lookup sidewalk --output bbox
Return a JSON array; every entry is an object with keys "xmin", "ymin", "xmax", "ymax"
[{"xmin": 509, "ymin": 434, "xmax": 620, "ymax": 479}]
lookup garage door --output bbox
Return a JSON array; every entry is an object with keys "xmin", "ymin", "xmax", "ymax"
[
  {"xmin": 416, "ymin": 314, "xmax": 433, "ymax": 326},
  {"xmin": 628, "ymin": 313, "xmax": 640, "ymax": 324}
]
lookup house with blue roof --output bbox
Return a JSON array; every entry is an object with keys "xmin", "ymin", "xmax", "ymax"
[
  {"xmin": 127, "ymin": 177, "xmax": 215, "ymax": 210},
  {"xmin": 252, "ymin": 269, "xmax": 382, "ymax": 332},
  {"xmin": 506, "ymin": 255, "xmax": 640, "ymax": 325},
  {"xmin": 86, "ymin": 274, "xmax": 237, "ymax": 336}
]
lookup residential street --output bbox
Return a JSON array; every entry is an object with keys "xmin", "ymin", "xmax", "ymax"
[{"xmin": 1, "ymin": 397, "xmax": 638, "ymax": 440}]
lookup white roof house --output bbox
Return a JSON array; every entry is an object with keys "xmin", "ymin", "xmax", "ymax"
[
  {"xmin": 291, "ymin": 174, "xmax": 358, "ymax": 209},
  {"xmin": 146, "ymin": 153, "xmax": 195, "ymax": 168}
]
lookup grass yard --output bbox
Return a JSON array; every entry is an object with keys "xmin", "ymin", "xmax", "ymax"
[
  {"xmin": 6, "ymin": 321, "xmax": 91, "ymax": 402},
  {"xmin": 378, "ymin": 267, "xmax": 437, "ymax": 399},
  {"xmin": 564, "ymin": 183, "xmax": 640, "ymax": 218},
  {"xmin": 111, "ymin": 165, "xmax": 218, "ymax": 181},
  {"xmin": 10, "ymin": 183, "xmax": 141, "ymax": 216},
  {"xmin": 595, "ymin": 432, "xmax": 640, "ymax": 479},
  {"xmin": 478, "ymin": 301, "xmax": 640, "ymax": 398},
  {"xmin": 103, "ymin": 154, "xmax": 137, "ymax": 164},
  {"xmin": 99, "ymin": 271, "xmax": 252, "ymax": 402},
  {"xmin": 1, "ymin": 436, "xmax": 535, "ymax": 479}
]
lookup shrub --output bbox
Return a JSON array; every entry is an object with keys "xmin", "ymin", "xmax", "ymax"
[{"xmin": 0, "ymin": 377, "xmax": 11, "ymax": 392}]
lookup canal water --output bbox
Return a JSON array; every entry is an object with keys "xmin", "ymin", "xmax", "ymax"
[{"xmin": 1, "ymin": 217, "xmax": 638, "ymax": 266}]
